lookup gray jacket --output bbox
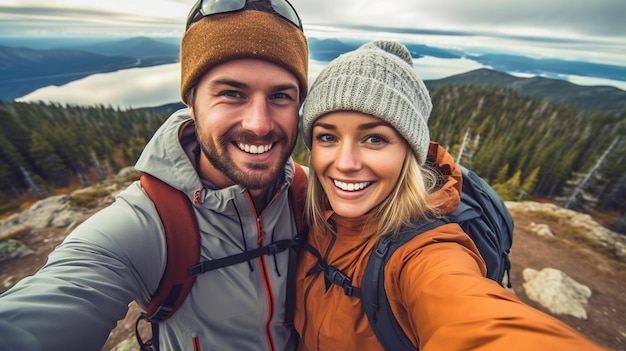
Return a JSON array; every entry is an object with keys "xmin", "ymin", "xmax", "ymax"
[{"xmin": 0, "ymin": 109, "xmax": 304, "ymax": 350}]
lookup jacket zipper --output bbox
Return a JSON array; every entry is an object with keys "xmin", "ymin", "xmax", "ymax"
[
  {"xmin": 192, "ymin": 336, "xmax": 201, "ymax": 351},
  {"xmin": 257, "ymin": 216, "xmax": 276, "ymax": 351},
  {"xmin": 246, "ymin": 189, "xmax": 287, "ymax": 351}
]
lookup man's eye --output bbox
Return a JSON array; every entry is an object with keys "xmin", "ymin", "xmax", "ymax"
[
  {"xmin": 270, "ymin": 92, "xmax": 296, "ymax": 102},
  {"xmin": 222, "ymin": 90, "xmax": 242, "ymax": 98}
]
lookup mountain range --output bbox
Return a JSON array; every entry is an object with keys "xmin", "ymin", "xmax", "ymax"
[
  {"xmin": 1, "ymin": 36, "xmax": 625, "ymax": 113},
  {"xmin": 425, "ymin": 69, "xmax": 626, "ymax": 114},
  {"xmin": 0, "ymin": 37, "xmax": 179, "ymax": 100}
]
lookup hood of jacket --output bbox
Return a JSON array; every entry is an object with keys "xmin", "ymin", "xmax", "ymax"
[
  {"xmin": 135, "ymin": 108, "xmax": 203, "ymax": 198},
  {"xmin": 427, "ymin": 141, "xmax": 463, "ymax": 214}
]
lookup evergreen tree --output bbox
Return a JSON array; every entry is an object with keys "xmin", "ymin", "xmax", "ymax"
[
  {"xmin": 493, "ymin": 163, "xmax": 510, "ymax": 185},
  {"xmin": 492, "ymin": 170, "xmax": 522, "ymax": 201},
  {"xmin": 122, "ymin": 136, "xmax": 148, "ymax": 166},
  {"xmin": 453, "ymin": 128, "xmax": 480, "ymax": 167},
  {"xmin": 291, "ymin": 135, "xmax": 310, "ymax": 166},
  {"xmin": 0, "ymin": 132, "xmax": 27, "ymax": 195},
  {"xmin": 601, "ymin": 173, "xmax": 626, "ymax": 212},
  {"xmin": 28, "ymin": 131, "xmax": 70, "ymax": 187},
  {"xmin": 91, "ymin": 150, "xmax": 107, "ymax": 182},
  {"xmin": 20, "ymin": 166, "xmax": 46, "ymax": 199},
  {"xmin": 557, "ymin": 138, "xmax": 620, "ymax": 211},
  {"xmin": 521, "ymin": 167, "xmax": 540, "ymax": 199}
]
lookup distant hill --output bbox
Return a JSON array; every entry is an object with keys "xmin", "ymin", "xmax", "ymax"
[
  {"xmin": 0, "ymin": 45, "xmax": 138, "ymax": 100},
  {"xmin": 308, "ymin": 39, "xmax": 626, "ymax": 113},
  {"xmin": 308, "ymin": 37, "xmax": 464, "ymax": 61},
  {"xmin": 75, "ymin": 36, "xmax": 179, "ymax": 61},
  {"xmin": 0, "ymin": 37, "xmax": 179, "ymax": 101},
  {"xmin": 139, "ymin": 101, "xmax": 186, "ymax": 115},
  {"xmin": 426, "ymin": 68, "xmax": 626, "ymax": 114},
  {"xmin": 308, "ymin": 38, "xmax": 363, "ymax": 61},
  {"xmin": 471, "ymin": 54, "xmax": 626, "ymax": 82},
  {"xmin": 2, "ymin": 36, "xmax": 625, "ymax": 114}
]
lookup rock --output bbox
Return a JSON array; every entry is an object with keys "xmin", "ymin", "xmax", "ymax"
[
  {"xmin": 506, "ymin": 201, "xmax": 626, "ymax": 262},
  {"xmin": 117, "ymin": 166, "xmax": 137, "ymax": 178},
  {"xmin": 0, "ymin": 224, "xmax": 31, "ymax": 241},
  {"xmin": 529, "ymin": 222, "xmax": 554, "ymax": 237},
  {"xmin": 0, "ymin": 239, "xmax": 34, "ymax": 264},
  {"xmin": 50, "ymin": 209, "xmax": 85, "ymax": 228},
  {"xmin": 522, "ymin": 267, "xmax": 592, "ymax": 319},
  {"xmin": 0, "ymin": 195, "xmax": 85, "ymax": 239},
  {"xmin": 3, "ymin": 275, "xmax": 16, "ymax": 289}
]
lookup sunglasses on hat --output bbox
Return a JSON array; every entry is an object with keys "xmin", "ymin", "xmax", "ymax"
[{"xmin": 186, "ymin": 0, "xmax": 303, "ymax": 31}]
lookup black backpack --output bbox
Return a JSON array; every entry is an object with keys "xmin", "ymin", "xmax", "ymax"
[{"xmin": 304, "ymin": 165, "xmax": 514, "ymax": 351}]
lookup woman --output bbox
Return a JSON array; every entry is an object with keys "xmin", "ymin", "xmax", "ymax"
[{"xmin": 295, "ymin": 40, "xmax": 609, "ymax": 351}]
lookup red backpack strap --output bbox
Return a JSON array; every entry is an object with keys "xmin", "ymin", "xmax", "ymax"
[
  {"xmin": 283, "ymin": 162, "xmax": 308, "ymax": 328},
  {"xmin": 290, "ymin": 162, "xmax": 307, "ymax": 235},
  {"xmin": 139, "ymin": 173, "xmax": 200, "ymax": 322}
]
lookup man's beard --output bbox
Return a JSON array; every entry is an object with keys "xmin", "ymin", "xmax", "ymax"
[{"xmin": 198, "ymin": 128, "xmax": 296, "ymax": 190}]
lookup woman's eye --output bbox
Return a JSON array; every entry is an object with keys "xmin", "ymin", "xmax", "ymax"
[
  {"xmin": 365, "ymin": 135, "xmax": 387, "ymax": 144},
  {"xmin": 315, "ymin": 134, "xmax": 336, "ymax": 143}
]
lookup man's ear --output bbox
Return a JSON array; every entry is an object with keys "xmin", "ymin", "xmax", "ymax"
[
  {"xmin": 186, "ymin": 86, "xmax": 196, "ymax": 120},
  {"xmin": 188, "ymin": 105, "xmax": 195, "ymax": 121}
]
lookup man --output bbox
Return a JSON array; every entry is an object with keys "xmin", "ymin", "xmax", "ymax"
[{"xmin": 0, "ymin": 0, "xmax": 308, "ymax": 350}]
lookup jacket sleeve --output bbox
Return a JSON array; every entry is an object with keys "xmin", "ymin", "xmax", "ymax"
[
  {"xmin": 0, "ymin": 182, "xmax": 166, "ymax": 351},
  {"xmin": 386, "ymin": 223, "xmax": 609, "ymax": 351}
]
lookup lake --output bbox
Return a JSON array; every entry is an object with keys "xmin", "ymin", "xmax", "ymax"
[{"xmin": 16, "ymin": 57, "xmax": 626, "ymax": 110}]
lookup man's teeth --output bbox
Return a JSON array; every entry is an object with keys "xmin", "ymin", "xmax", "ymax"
[
  {"xmin": 333, "ymin": 180, "xmax": 371, "ymax": 191},
  {"xmin": 238, "ymin": 143, "xmax": 273, "ymax": 154}
]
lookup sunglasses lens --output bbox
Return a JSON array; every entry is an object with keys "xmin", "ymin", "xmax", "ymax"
[
  {"xmin": 269, "ymin": 0, "xmax": 302, "ymax": 29},
  {"xmin": 187, "ymin": 0, "xmax": 302, "ymax": 31},
  {"xmin": 201, "ymin": 0, "xmax": 246, "ymax": 15}
]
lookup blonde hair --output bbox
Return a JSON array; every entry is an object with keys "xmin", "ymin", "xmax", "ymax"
[{"xmin": 305, "ymin": 150, "xmax": 444, "ymax": 237}]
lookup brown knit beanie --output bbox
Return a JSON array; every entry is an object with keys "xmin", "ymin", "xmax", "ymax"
[{"xmin": 180, "ymin": 9, "xmax": 309, "ymax": 105}]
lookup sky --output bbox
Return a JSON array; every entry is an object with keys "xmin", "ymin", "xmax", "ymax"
[
  {"xmin": 5, "ymin": 0, "xmax": 626, "ymax": 109},
  {"xmin": 1, "ymin": 0, "xmax": 625, "ymax": 65}
]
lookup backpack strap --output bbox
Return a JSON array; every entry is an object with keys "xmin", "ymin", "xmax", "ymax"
[
  {"xmin": 187, "ymin": 238, "xmax": 301, "ymax": 275},
  {"xmin": 290, "ymin": 162, "xmax": 307, "ymax": 235},
  {"xmin": 137, "ymin": 173, "xmax": 200, "ymax": 351},
  {"xmin": 361, "ymin": 220, "xmax": 444, "ymax": 351},
  {"xmin": 455, "ymin": 166, "xmax": 514, "ymax": 286},
  {"xmin": 284, "ymin": 162, "xmax": 308, "ymax": 326},
  {"xmin": 303, "ymin": 243, "xmax": 362, "ymax": 298},
  {"xmin": 186, "ymin": 162, "xmax": 308, "ymax": 277}
]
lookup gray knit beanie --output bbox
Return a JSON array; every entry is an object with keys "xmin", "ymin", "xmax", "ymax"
[{"xmin": 302, "ymin": 40, "xmax": 432, "ymax": 164}]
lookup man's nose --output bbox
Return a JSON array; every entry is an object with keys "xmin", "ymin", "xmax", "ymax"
[{"xmin": 241, "ymin": 96, "xmax": 274, "ymax": 136}]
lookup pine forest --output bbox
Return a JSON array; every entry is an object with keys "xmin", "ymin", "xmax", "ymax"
[{"xmin": 1, "ymin": 85, "xmax": 625, "ymax": 233}]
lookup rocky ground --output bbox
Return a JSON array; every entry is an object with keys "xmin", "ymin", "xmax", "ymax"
[{"xmin": 1, "ymin": 191, "xmax": 625, "ymax": 350}]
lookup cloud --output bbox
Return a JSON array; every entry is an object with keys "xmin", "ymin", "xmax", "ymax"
[
  {"xmin": 2, "ymin": 0, "xmax": 625, "ymax": 41},
  {"xmin": 0, "ymin": 2, "xmax": 185, "ymax": 37},
  {"xmin": 0, "ymin": 0, "xmax": 623, "ymax": 64},
  {"xmin": 298, "ymin": 0, "xmax": 626, "ymax": 39}
]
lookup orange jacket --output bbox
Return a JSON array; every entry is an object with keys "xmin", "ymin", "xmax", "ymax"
[{"xmin": 295, "ymin": 142, "xmax": 608, "ymax": 351}]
